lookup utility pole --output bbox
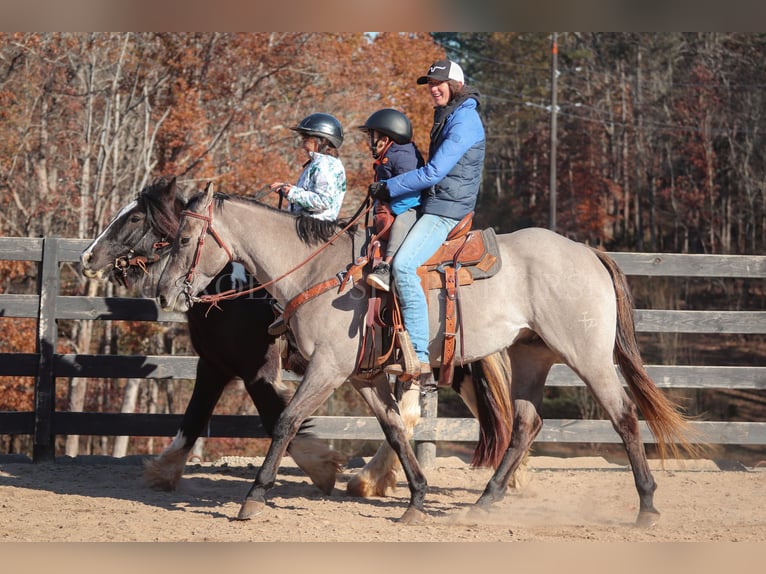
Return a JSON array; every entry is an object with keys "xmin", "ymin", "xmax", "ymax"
[{"xmin": 549, "ymin": 32, "xmax": 558, "ymax": 232}]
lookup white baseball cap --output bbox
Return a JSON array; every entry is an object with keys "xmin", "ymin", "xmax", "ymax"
[{"xmin": 417, "ymin": 59, "xmax": 464, "ymax": 85}]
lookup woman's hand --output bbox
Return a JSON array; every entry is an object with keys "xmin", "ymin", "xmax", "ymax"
[{"xmin": 368, "ymin": 181, "xmax": 390, "ymax": 201}]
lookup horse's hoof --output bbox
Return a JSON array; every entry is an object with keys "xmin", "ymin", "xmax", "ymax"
[
  {"xmin": 636, "ymin": 509, "xmax": 660, "ymax": 528},
  {"xmin": 397, "ymin": 507, "xmax": 429, "ymax": 524},
  {"xmin": 288, "ymin": 437, "xmax": 346, "ymax": 495},
  {"xmin": 346, "ymin": 475, "xmax": 371, "ymax": 498},
  {"xmin": 466, "ymin": 504, "xmax": 491, "ymax": 520},
  {"xmin": 142, "ymin": 458, "xmax": 183, "ymax": 491},
  {"xmin": 236, "ymin": 499, "xmax": 266, "ymax": 520},
  {"xmin": 346, "ymin": 471, "xmax": 397, "ymax": 498}
]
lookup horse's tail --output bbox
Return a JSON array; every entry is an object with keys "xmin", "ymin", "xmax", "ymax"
[
  {"xmin": 592, "ymin": 248, "xmax": 706, "ymax": 461},
  {"xmin": 469, "ymin": 350, "xmax": 514, "ymax": 468}
]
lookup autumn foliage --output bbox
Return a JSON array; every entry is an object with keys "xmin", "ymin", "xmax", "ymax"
[{"xmin": 2, "ymin": 33, "xmax": 766, "ymax": 457}]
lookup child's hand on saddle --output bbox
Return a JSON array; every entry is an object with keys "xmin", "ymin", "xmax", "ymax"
[{"xmin": 368, "ymin": 181, "xmax": 390, "ymax": 201}]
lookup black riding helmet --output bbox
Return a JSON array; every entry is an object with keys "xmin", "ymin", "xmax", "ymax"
[
  {"xmin": 357, "ymin": 108, "xmax": 413, "ymax": 145},
  {"xmin": 291, "ymin": 112, "xmax": 344, "ymax": 149}
]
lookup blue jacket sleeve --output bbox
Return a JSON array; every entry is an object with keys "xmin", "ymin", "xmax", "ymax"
[{"xmin": 385, "ymin": 107, "xmax": 482, "ymax": 199}]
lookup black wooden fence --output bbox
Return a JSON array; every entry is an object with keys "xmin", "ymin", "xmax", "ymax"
[{"xmin": 1, "ymin": 236, "xmax": 765, "ymax": 463}]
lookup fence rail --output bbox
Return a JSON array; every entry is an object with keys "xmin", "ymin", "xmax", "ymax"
[{"xmin": 1, "ymin": 237, "xmax": 765, "ymax": 462}]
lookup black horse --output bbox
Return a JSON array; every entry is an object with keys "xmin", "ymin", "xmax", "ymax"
[{"xmin": 80, "ymin": 178, "xmax": 345, "ymax": 493}]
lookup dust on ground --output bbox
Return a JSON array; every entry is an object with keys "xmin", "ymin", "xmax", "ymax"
[{"xmin": 1, "ymin": 454, "xmax": 763, "ymax": 542}]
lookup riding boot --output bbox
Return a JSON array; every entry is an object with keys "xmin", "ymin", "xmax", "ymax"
[{"xmin": 366, "ymin": 261, "xmax": 391, "ymax": 292}]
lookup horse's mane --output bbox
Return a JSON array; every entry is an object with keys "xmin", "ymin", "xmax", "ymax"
[
  {"xmin": 138, "ymin": 177, "xmax": 185, "ymax": 239},
  {"xmin": 199, "ymin": 191, "xmax": 359, "ymax": 247},
  {"xmin": 295, "ymin": 214, "xmax": 358, "ymax": 246}
]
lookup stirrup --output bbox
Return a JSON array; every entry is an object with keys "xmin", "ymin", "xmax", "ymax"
[
  {"xmin": 268, "ymin": 315, "xmax": 287, "ymax": 336},
  {"xmin": 384, "ymin": 362, "xmax": 432, "ymax": 383},
  {"xmin": 383, "ymin": 330, "xmax": 420, "ymax": 378}
]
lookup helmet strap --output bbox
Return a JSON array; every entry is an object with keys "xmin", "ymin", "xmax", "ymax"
[
  {"xmin": 370, "ymin": 131, "xmax": 393, "ymax": 160},
  {"xmin": 373, "ymin": 140, "xmax": 394, "ymax": 173},
  {"xmin": 315, "ymin": 137, "xmax": 332, "ymax": 155}
]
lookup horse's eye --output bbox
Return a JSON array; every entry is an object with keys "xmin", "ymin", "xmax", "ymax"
[
  {"xmin": 180, "ymin": 236, "xmax": 191, "ymax": 246},
  {"xmin": 129, "ymin": 214, "xmax": 143, "ymax": 223}
]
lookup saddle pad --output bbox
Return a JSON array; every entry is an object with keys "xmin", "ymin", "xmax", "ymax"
[
  {"xmin": 419, "ymin": 227, "xmax": 502, "ymax": 281},
  {"xmin": 468, "ymin": 228, "xmax": 502, "ymax": 280}
]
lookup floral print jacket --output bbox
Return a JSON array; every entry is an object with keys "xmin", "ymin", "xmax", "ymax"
[{"xmin": 285, "ymin": 151, "xmax": 347, "ymax": 221}]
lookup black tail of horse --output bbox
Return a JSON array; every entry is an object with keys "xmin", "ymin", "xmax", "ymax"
[
  {"xmin": 591, "ymin": 249, "xmax": 707, "ymax": 461},
  {"xmin": 463, "ymin": 351, "xmax": 514, "ymax": 468}
]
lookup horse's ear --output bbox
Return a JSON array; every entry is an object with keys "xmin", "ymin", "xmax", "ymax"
[
  {"xmin": 204, "ymin": 181, "xmax": 215, "ymax": 205},
  {"xmin": 166, "ymin": 177, "xmax": 177, "ymax": 198}
]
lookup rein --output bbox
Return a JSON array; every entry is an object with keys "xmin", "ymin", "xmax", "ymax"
[{"xmin": 188, "ymin": 195, "xmax": 375, "ymax": 310}]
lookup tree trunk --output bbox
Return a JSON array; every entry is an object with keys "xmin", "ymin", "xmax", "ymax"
[
  {"xmin": 64, "ymin": 281, "xmax": 100, "ymax": 457},
  {"xmin": 112, "ymin": 378, "xmax": 142, "ymax": 457}
]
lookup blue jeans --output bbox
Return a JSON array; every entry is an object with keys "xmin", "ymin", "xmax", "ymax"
[{"xmin": 391, "ymin": 213, "xmax": 457, "ymax": 363}]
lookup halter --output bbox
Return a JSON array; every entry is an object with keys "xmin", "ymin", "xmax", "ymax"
[
  {"xmin": 112, "ymin": 221, "xmax": 170, "ymax": 288},
  {"xmin": 113, "ymin": 244, "xmax": 167, "ymax": 287}
]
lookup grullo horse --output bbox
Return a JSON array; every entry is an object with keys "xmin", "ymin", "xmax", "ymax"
[
  {"xmin": 155, "ymin": 184, "xmax": 702, "ymax": 526},
  {"xmin": 80, "ymin": 177, "xmax": 518, "ymax": 501}
]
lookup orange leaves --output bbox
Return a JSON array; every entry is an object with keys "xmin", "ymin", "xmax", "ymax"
[
  {"xmin": 0, "ymin": 377, "xmax": 34, "ymax": 411},
  {"xmin": 0, "ymin": 33, "xmax": 449, "ymax": 229},
  {"xmin": 0, "ymin": 313, "xmax": 35, "ymax": 412}
]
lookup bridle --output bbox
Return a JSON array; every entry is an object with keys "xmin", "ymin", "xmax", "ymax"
[
  {"xmin": 174, "ymin": 184, "xmax": 271, "ymax": 306},
  {"xmin": 178, "ymin": 199, "xmax": 234, "ymax": 306}
]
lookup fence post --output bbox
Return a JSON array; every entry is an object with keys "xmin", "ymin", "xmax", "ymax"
[
  {"xmin": 33, "ymin": 237, "xmax": 60, "ymax": 462},
  {"xmin": 415, "ymin": 391, "xmax": 437, "ymax": 468}
]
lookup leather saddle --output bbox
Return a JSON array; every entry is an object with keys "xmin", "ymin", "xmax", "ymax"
[
  {"xmin": 356, "ymin": 206, "xmax": 502, "ymax": 386},
  {"xmin": 366, "ymin": 204, "xmax": 501, "ymax": 289}
]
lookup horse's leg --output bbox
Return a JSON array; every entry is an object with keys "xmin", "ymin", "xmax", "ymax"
[
  {"xmin": 475, "ymin": 399, "xmax": 542, "ymax": 508},
  {"xmin": 245, "ymin": 374, "xmax": 347, "ymax": 495},
  {"xmin": 347, "ymin": 355, "xmax": 528, "ymax": 498},
  {"xmin": 345, "ymin": 363, "xmax": 476, "ymax": 499},
  {"xmin": 578, "ymin": 363, "xmax": 660, "ymax": 527},
  {"xmin": 143, "ymin": 359, "xmax": 226, "ymax": 490},
  {"xmin": 474, "ymin": 344, "xmax": 551, "ymax": 509},
  {"xmin": 545, "ymin": 308, "xmax": 660, "ymax": 525},
  {"xmin": 346, "ymin": 380, "xmax": 421, "ymax": 497},
  {"xmin": 350, "ymin": 373, "xmax": 429, "ymax": 524},
  {"xmin": 237, "ymin": 347, "xmax": 344, "ymax": 520},
  {"xmin": 452, "ymin": 368, "xmax": 526, "ymax": 489}
]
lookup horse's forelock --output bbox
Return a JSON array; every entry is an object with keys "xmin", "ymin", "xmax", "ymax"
[{"xmin": 140, "ymin": 183, "xmax": 183, "ymax": 239}]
